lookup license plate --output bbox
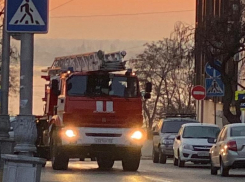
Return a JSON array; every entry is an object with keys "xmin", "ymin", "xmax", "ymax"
[
  {"xmin": 94, "ymin": 138, "xmax": 113, "ymax": 144},
  {"xmin": 198, "ymin": 152, "xmax": 209, "ymax": 157}
]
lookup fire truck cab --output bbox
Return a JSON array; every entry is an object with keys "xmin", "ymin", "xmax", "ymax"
[{"xmin": 38, "ymin": 50, "xmax": 151, "ymax": 171}]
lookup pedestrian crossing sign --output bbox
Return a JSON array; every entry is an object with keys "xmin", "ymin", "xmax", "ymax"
[
  {"xmin": 6, "ymin": 0, "xmax": 48, "ymax": 33},
  {"xmin": 205, "ymin": 78, "xmax": 224, "ymax": 97}
]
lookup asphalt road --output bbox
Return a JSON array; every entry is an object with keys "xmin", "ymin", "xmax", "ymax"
[{"xmin": 41, "ymin": 159, "xmax": 245, "ymax": 182}]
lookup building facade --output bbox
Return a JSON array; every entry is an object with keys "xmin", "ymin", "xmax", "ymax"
[{"xmin": 195, "ymin": 0, "xmax": 241, "ymax": 126}]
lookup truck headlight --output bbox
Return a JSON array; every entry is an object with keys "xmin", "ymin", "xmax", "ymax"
[
  {"xmin": 131, "ymin": 131, "xmax": 143, "ymax": 140},
  {"xmin": 65, "ymin": 129, "xmax": 76, "ymax": 138},
  {"xmin": 61, "ymin": 127, "xmax": 78, "ymax": 139}
]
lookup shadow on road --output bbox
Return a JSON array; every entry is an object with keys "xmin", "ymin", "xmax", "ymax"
[{"xmin": 183, "ymin": 165, "xmax": 210, "ymax": 169}]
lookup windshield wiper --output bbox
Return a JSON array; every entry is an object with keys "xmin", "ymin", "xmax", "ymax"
[
  {"xmin": 68, "ymin": 93, "xmax": 84, "ymax": 96},
  {"xmin": 109, "ymin": 94, "xmax": 124, "ymax": 98}
]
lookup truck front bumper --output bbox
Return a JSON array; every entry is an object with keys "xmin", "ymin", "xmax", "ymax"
[
  {"xmin": 58, "ymin": 127, "xmax": 145, "ymax": 159},
  {"xmin": 57, "ymin": 144, "xmax": 141, "ymax": 160}
]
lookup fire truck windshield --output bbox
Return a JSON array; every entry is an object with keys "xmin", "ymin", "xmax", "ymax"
[{"xmin": 67, "ymin": 75, "xmax": 138, "ymax": 98}]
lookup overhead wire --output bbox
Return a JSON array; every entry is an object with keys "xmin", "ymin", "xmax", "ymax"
[
  {"xmin": 50, "ymin": 10, "xmax": 194, "ymax": 19},
  {"xmin": 50, "ymin": 0, "xmax": 75, "ymax": 12}
]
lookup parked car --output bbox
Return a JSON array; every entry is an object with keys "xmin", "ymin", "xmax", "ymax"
[
  {"xmin": 152, "ymin": 117, "xmax": 199, "ymax": 164},
  {"xmin": 210, "ymin": 123, "xmax": 245, "ymax": 176},
  {"xmin": 173, "ymin": 123, "xmax": 220, "ymax": 167}
]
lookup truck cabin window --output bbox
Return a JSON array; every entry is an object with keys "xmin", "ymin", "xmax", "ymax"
[{"xmin": 67, "ymin": 75, "xmax": 138, "ymax": 97}]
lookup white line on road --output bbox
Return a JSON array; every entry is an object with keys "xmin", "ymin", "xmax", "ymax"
[{"xmin": 143, "ymin": 176, "xmax": 175, "ymax": 182}]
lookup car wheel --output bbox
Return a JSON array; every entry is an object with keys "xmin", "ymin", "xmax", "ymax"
[
  {"xmin": 210, "ymin": 162, "xmax": 218, "ymax": 175},
  {"xmin": 220, "ymin": 158, "xmax": 229, "ymax": 177},
  {"xmin": 159, "ymin": 152, "xmax": 167, "ymax": 164},
  {"xmin": 173, "ymin": 157, "xmax": 178, "ymax": 166},
  {"xmin": 152, "ymin": 148, "xmax": 159, "ymax": 163},
  {"xmin": 178, "ymin": 151, "xmax": 185, "ymax": 167}
]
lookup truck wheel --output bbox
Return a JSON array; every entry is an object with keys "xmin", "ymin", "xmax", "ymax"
[
  {"xmin": 152, "ymin": 148, "xmax": 159, "ymax": 163},
  {"xmin": 50, "ymin": 131, "xmax": 69, "ymax": 170},
  {"xmin": 97, "ymin": 158, "xmax": 114, "ymax": 170},
  {"xmin": 159, "ymin": 152, "xmax": 167, "ymax": 164},
  {"xmin": 122, "ymin": 150, "xmax": 141, "ymax": 171}
]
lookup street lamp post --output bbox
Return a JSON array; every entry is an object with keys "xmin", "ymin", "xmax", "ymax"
[{"xmin": 0, "ymin": 11, "xmax": 15, "ymax": 165}]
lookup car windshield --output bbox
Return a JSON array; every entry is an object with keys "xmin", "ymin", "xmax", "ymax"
[
  {"xmin": 182, "ymin": 126, "xmax": 220, "ymax": 138},
  {"xmin": 67, "ymin": 75, "xmax": 138, "ymax": 98},
  {"xmin": 231, "ymin": 126, "xmax": 245, "ymax": 137},
  {"xmin": 161, "ymin": 120, "xmax": 197, "ymax": 133}
]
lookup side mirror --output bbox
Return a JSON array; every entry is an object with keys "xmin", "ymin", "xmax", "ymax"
[
  {"xmin": 145, "ymin": 82, "xmax": 152, "ymax": 92},
  {"xmin": 53, "ymin": 106, "xmax": 58, "ymax": 115},
  {"xmin": 144, "ymin": 93, "xmax": 151, "ymax": 99},
  {"xmin": 176, "ymin": 135, "xmax": 181, "ymax": 140},
  {"xmin": 51, "ymin": 79, "xmax": 60, "ymax": 96}
]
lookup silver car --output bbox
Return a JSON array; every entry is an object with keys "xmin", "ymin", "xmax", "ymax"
[
  {"xmin": 210, "ymin": 123, "xmax": 245, "ymax": 176},
  {"xmin": 152, "ymin": 118, "xmax": 198, "ymax": 164}
]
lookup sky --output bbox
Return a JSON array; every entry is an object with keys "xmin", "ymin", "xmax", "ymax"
[
  {"xmin": 10, "ymin": 0, "xmax": 196, "ymax": 115},
  {"xmin": 37, "ymin": 0, "xmax": 196, "ymax": 41}
]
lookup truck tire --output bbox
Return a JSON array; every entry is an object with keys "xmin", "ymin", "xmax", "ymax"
[
  {"xmin": 97, "ymin": 158, "xmax": 114, "ymax": 170},
  {"xmin": 50, "ymin": 131, "xmax": 69, "ymax": 170},
  {"xmin": 122, "ymin": 150, "xmax": 141, "ymax": 171}
]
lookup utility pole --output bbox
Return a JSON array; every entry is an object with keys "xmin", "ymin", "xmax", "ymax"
[
  {"xmin": 0, "ymin": 6, "xmax": 15, "ymax": 162},
  {"xmin": 0, "ymin": 16, "xmax": 10, "ymax": 138},
  {"xmin": 14, "ymin": 34, "xmax": 37, "ymax": 156},
  {"xmin": 1, "ymin": 0, "xmax": 47, "ymax": 181}
]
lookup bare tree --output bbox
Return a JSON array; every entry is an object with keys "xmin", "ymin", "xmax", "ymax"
[
  {"xmin": 130, "ymin": 22, "xmax": 195, "ymax": 129},
  {"xmin": 196, "ymin": 1, "xmax": 245, "ymax": 123},
  {"xmin": 0, "ymin": 5, "xmax": 20, "ymax": 98}
]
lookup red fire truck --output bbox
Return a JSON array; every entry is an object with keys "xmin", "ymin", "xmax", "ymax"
[{"xmin": 37, "ymin": 50, "xmax": 152, "ymax": 171}]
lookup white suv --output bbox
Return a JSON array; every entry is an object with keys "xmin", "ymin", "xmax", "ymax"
[{"xmin": 173, "ymin": 123, "xmax": 220, "ymax": 167}]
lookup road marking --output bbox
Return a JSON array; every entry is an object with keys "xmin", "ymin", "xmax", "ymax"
[{"xmin": 144, "ymin": 176, "xmax": 175, "ymax": 182}]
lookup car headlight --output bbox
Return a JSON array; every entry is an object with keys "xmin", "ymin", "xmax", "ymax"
[
  {"xmin": 162, "ymin": 139, "xmax": 174, "ymax": 145},
  {"xmin": 182, "ymin": 144, "xmax": 193, "ymax": 150},
  {"xmin": 131, "ymin": 131, "xmax": 143, "ymax": 140}
]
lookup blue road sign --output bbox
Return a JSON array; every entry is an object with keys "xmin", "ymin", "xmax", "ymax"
[
  {"xmin": 205, "ymin": 61, "xmax": 221, "ymax": 78},
  {"xmin": 6, "ymin": 0, "xmax": 48, "ymax": 33},
  {"xmin": 237, "ymin": 93, "xmax": 245, "ymax": 109},
  {"xmin": 205, "ymin": 78, "xmax": 224, "ymax": 97},
  {"xmin": 238, "ymin": 93, "xmax": 245, "ymax": 100}
]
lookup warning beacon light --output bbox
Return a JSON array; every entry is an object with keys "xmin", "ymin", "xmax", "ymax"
[
  {"xmin": 67, "ymin": 67, "xmax": 74, "ymax": 74},
  {"xmin": 121, "ymin": 51, "xmax": 127, "ymax": 57}
]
